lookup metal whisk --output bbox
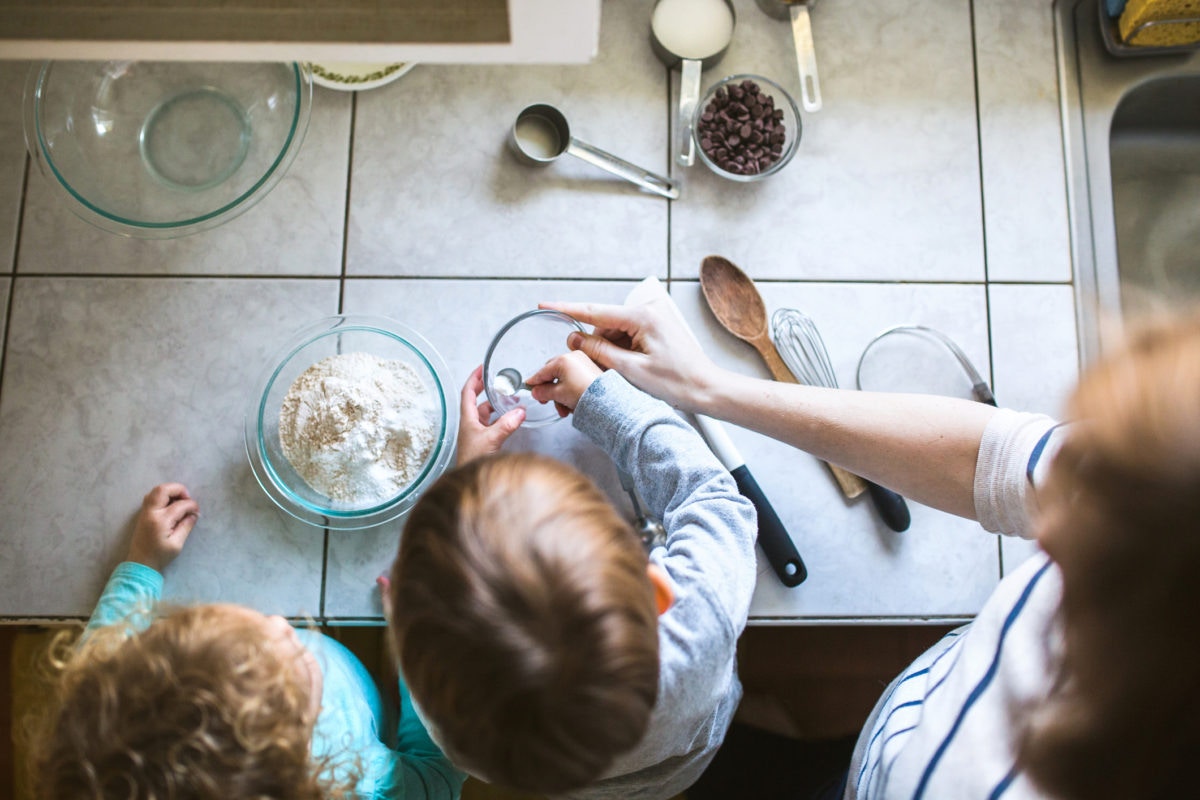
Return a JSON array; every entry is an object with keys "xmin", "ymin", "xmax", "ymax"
[
  {"xmin": 769, "ymin": 307, "xmax": 912, "ymax": 532},
  {"xmin": 771, "ymin": 307, "xmax": 841, "ymax": 389}
]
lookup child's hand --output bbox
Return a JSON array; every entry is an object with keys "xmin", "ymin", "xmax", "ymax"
[
  {"xmin": 127, "ymin": 483, "xmax": 199, "ymax": 573},
  {"xmin": 457, "ymin": 365, "xmax": 526, "ymax": 466},
  {"xmin": 527, "ymin": 350, "xmax": 603, "ymax": 418}
]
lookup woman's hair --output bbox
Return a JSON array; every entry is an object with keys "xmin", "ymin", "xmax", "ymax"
[
  {"xmin": 389, "ymin": 452, "xmax": 660, "ymax": 794},
  {"xmin": 27, "ymin": 603, "xmax": 346, "ymax": 800},
  {"xmin": 1020, "ymin": 312, "xmax": 1200, "ymax": 799}
]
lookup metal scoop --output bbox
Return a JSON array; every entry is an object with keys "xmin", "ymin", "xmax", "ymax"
[
  {"xmin": 756, "ymin": 0, "xmax": 822, "ymax": 112},
  {"xmin": 494, "ymin": 367, "xmax": 528, "ymax": 397},
  {"xmin": 650, "ymin": 0, "xmax": 737, "ymax": 167},
  {"xmin": 509, "ymin": 103, "xmax": 679, "ymax": 200},
  {"xmin": 617, "ymin": 467, "xmax": 667, "ymax": 551}
]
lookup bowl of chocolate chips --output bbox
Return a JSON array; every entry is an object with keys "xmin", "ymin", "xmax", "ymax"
[{"xmin": 694, "ymin": 74, "xmax": 800, "ymax": 181}]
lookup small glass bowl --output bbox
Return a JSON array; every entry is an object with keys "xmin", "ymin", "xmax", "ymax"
[
  {"xmin": 24, "ymin": 61, "xmax": 312, "ymax": 238},
  {"xmin": 483, "ymin": 310, "xmax": 584, "ymax": 428},
  {"xmin": 245, "ymin": 315, "xmax": 457, "ymax": 530},
  {"xmin": 693, "ymin": 74, "xmax": 801, "ymax": 182}
]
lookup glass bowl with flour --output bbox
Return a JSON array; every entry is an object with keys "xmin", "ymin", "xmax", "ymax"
[{"xmin": 245, "ymin": 315, "xmax": 457, "ymax": 529}]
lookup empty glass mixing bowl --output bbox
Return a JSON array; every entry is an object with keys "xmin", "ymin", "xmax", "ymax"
[
  {"xmin": 483, "ymin": 309, "xmax": 585, "ymax": 428},
  {"xmin": 23, "ymin": 61, "xmax": 312, "ymax": 237}
]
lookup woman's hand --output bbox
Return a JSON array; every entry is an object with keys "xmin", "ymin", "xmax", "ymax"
[
  {"xmin": 456, "ymin": 365, "xmax": 526, "ymax": 466},
  {"xmin": 538, "ymin": 297, "xmax": 723, "ymax": 412},
  {"xmin": 526, "ymin": 350, "xmax": 603, "ymax": 418},
  {"xmin": 127, "ymin": 483, "xmax": 199, "ymax": 573}
]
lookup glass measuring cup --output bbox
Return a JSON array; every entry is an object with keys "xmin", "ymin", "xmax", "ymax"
[{"xmin": 508, "ymin": 103, "xmax": 679, "ymax": 200}]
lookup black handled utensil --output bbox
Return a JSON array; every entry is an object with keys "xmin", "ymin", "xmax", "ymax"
[
  {"xmin": 772, "ymin": 307, "xmax": 912, "ymax": 533},
  {"xmin": 626, "ymin": 276, "xmax": 808, "ymax": 586}
]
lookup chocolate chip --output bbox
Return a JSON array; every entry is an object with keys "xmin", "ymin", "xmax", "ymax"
[{"xmin": 695, "ymin": 78, "xmax": 788, "ymax": 177}]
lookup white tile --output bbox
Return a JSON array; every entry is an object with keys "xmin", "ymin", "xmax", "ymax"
[
  {"xmin": 324, "ymin": 278, "xmax": 641, "ymax": 617},
  {"xmin": 0, "ymin": 62, "xmax": 28, "ymax": 273},
  {"xmin": 0, "ymin": 277, "xmax": 340, "ymax": 617},
  {"xmin": 989, "ymin": 284, "xmax": 1079, "ymax": 416},
  {"xmin": 989, "ymin": 283, "xmax": 1079, "ymax": 575},
  {"xmin": 670, "ymin": 0, "xmax": 985, "ymax": 282},
  {"xmin": 671, "ymin": 280, "xmax": 1000, "ymax": 618},
  {"xmin": 976, "ymin": 0, "xmax": 1072, "ymax": 282},
  {"xmin": 344, "ymin": 0, "xmax": 669, "ymax": 279},
  {"xmin": 18, "ymin": 87, "xmax": 351, "ymax": 276}
]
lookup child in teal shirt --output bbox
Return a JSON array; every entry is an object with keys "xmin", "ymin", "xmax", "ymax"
[{"xmin": 31, "ymin": 483, "xmax": 464, "ymax": 800}]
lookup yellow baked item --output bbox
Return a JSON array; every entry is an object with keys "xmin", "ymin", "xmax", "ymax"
[{"xmin": 1119, "ymin": 0, "xmax": 1200, "ymax": 46}]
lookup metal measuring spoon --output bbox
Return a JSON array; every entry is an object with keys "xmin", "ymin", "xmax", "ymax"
[
  {"xmin": 617, "ymin": 467, "xmax": 667, "ymax": 551},
  {"xmin": 509, "ymin": 104, "xmax": 679, "ymax": 200},
  {"xmin": 650, "ymin": 0, "xmax": 736, "ymax": 167},
  {"xmin": 494, "ymin": 367, "xmax": 529, "ymax": 397},
  {"xmin": 755, "ymin": 0, "xmax": 822, "ymax": 113}
]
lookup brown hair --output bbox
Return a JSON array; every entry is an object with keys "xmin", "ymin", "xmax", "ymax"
[
  {"xmin": 1020, "ymin": 312, "xmax": 1200, "ymax": 799},
  {"xmin": 389, "ymin": 453, "xmax": 660, "ymax": 794},
  {"xmin": 27, "ymin": 604, "xmax": 348, "ymax": 800}
]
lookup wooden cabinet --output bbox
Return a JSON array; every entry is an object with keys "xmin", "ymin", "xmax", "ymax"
[{"xmin": 0, "ymin": 0, "xmax": 601, "ymax": 63}]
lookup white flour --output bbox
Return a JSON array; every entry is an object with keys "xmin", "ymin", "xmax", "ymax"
[{"xmin": 279, "ymin": 352, "xmax": 437, "ymax": 506}]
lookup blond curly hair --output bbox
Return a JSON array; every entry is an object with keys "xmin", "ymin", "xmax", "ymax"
[{"xmin": 27, "ymin": 603, "xmax": 351, "ymax": 800}]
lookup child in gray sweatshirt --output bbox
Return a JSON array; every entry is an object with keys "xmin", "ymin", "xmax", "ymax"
[{"xmin": 388, "ymin": 352, "xmax": 758, "ymax": 799}]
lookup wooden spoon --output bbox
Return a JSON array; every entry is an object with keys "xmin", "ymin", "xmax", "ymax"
[
  {"xmin": 700, "ymin": 255, "xmax": 796, "ymax": 383},
  {"xmin": 699, "ymin": 255, "xmax": 867, "ymax": 499}
]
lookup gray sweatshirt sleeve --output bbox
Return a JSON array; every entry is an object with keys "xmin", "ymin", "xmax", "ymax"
[{"xmin": 573, "ymin": 370, "xmax": 758, "ymax": 629}]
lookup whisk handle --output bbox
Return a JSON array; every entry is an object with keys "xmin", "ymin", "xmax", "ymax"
[
  {"xmin": 865, "ymin": 481, "xmax": 911, "ymax": 532},
  {"xmin": 731, "ymin": 465, "xmax": 808, "ymax": 587}
]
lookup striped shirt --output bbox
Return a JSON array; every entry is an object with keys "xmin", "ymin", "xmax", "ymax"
[{"xmin": 847, "ymin": 409, "xmax": 1068, "ymax": 800}]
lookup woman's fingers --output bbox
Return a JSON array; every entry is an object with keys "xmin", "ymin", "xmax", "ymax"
[
  {"xmin": 539, "ymin": 301, "xmax": 639, "ymax": 334},
  {"xmin": 569, "ymin": 332, "xmax": 634, "ymax": 372}
]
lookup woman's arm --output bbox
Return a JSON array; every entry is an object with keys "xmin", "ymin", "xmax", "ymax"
[
  {"xmin": 541, "ymin": 299, "xmax": 996, "ymax": 520},
  {"xmin": 704, "ymin": 379, "xmax": 994, "ymax": 519}
]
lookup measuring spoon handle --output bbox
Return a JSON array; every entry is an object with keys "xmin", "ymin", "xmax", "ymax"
[
  {"xmin": 791, "ymin": 5, "xmax": 822, "ymax": 112},
  {"xmin": 566, "ymin": 138, "xmax": 680, "ymax": 200},
  {"xmin": 677, "ymin": 57, "xmax": 702, "ymax": 167}
]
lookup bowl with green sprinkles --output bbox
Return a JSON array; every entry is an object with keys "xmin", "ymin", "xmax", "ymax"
[{"xmin": 308, "ymin": 62, "xmax": 416, "ymax": 92}]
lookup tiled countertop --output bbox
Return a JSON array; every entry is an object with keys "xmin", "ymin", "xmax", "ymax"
[{"xmin": 0, "ymin": 0, "xmax": 1079, "ymax": 623}]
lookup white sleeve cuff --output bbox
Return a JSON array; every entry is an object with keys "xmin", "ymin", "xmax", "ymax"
[{"xmin": 973, "ymin": 409, "xmax": 1061, "ymax": 539}]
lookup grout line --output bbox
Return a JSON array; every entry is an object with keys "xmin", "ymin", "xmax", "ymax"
[
  {"xmin": 0, "ymin": 152, "xmax": 32, "ymax": 407},
  {"xmin": 338, "ymin": 92, "xmax": 357, "ymax": 315},
  {"xmin": 9, "ymin": 150, "xmax": 30, "ymax": 275},
  {"xmin": 319, "ymin": 528, "xmax": 330, "ymax": 618},
  {"xmin": 969, "ymin": 0, "xmax": 1002, "ymax": 582},
  {"xmin": 0, "ymin": 273, "xmax": 1074, "ymax": 286},
  {"xmin": 665, "ymin": 64, "xmax": 674, "ymax": 293},
  {"xmin": 0, "ymin": 275, "xmax": 13, "ymax": 408},
  {"xmin": 323, "ymin": 89, "xmax": 357, "ymax": 618},
  {"xmin": 964, "ymin": 0, "xmax": 993, "ymax": 391},
  {"xmin": 8, "ymin": 273, "xmax": 345, "ymax": 281}
]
